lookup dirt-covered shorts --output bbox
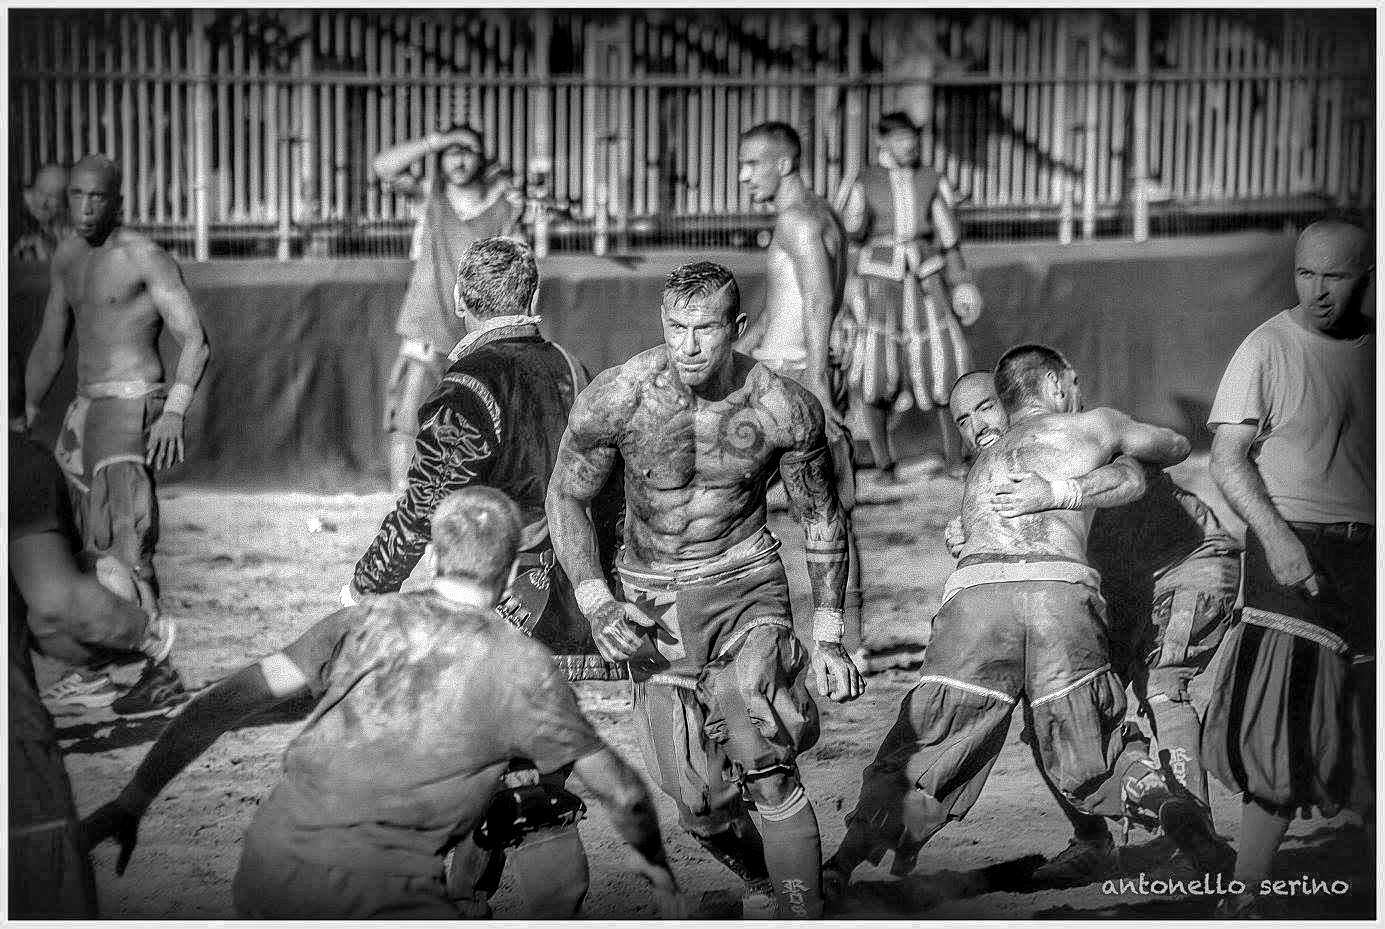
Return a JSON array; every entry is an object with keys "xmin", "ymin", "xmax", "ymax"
[
  {"xmin": 623, "ymin": 553, "xmax": 820, "ymax": 835},
  {"xmin": 845, "ymin": 566, "xmax": 1131, "ymax": 863},
  {"xmin": 1105, "ymin": 539, "xmax": 1241, "ymax": 705}
]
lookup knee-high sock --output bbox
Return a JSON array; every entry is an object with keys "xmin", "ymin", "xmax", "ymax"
[
  {"xmin": 1149, "ymin": 697, "xmax": 1208, "ymax": 805},
  {"xmin": 752, "ymin": 786, "xmax": 824, "ymax": 918},
  {"xmin": 1233, "ymin": 799, "xmax": 1290, "ymax": 888}
]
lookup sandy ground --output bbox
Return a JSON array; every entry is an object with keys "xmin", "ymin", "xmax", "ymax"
[{"xmin": 50, "ymin": 457, "xmax": 1374, "ymax": 919}]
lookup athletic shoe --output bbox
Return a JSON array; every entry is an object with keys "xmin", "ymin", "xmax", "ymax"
[
  {"xmin": 1031, "ymin": 832, "xmax": 1120, "ymax": 888},
  {"xmin": 111, "ymin": 659, "xmax": 188, "ymax": 718},
  {"xmin": 42, "ymin": 669, "xmax": 120, "ymax": 712},
  {"xmin": 1158, "ymin": 798, "xmax": 1236, "ymax": 877}
]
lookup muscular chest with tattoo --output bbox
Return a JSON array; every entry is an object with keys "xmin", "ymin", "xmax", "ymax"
[{"xmin": 619, "ymin": 376, "xmax": 787, "ymax": 561}]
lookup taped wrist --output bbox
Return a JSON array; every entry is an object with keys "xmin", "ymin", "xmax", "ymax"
[
  {"xmin": 164, "ymin": 383, "xmax": 194, "ymax": 417},
  {"xmin": 575, "ymin": 579, "xmax": 615, "ymax": 616},
  {"xmin": 812, "ymin": 608, "xmax": 845, "ymax": 644},
  {"xmin": 339, "ymin": 583, "xmax": 359, "ymax": 608},
  {"xmin": 1051, "ymin": 477, "xmax": 1085, "ymax": 510}
]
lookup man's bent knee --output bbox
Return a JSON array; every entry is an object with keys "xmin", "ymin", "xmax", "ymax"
[{"xmin": 742, "ymin": 763, "xmax": 799, "ymax": 809}]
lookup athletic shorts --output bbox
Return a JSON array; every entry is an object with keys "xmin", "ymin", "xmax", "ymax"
[
  {"xmin": 234, "ymin": 826, "xmax": 456, "ymax": 918},
  {"xmin": 844, "ymin": 573, "xmax": 1129, "ymax": 864},
  {"xmin": 8, "ymin": 735, "xmax": 99, "ymax": 917},
  {"xmin": 625, "ymin": 557, "xmax": 819, "ymax": 834},
  {"xmin": 1202, "ymin": 524, "xmax": 1374, "ymax": 817},
  {"xmin": 1104, "ymin": 540, "xmax": 1241, "ymax": 703},
  {"xmin": 58, "ymin": 392, "xmax": 162, "ymax": 587}
]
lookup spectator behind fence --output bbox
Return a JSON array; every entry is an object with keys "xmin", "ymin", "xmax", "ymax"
[
  {"xmin": 835, "ymin": 112, "xmax": 985, "ymax": 483},
  {"xmin": 374, "ymin": 124, "xmax": 526, "ymax": 492},
  {"xmin": 10, "ymin": 164, "xmax": 71, "ymax": 263}
]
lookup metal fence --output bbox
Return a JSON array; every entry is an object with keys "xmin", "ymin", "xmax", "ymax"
[{"xmin": 8, "ymin": 10, "xmax": 1374, "ymax": 259}]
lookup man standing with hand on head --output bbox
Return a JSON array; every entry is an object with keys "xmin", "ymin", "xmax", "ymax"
[
  {"xmin": 375, "ymin": 125, "xmax": 526, "ymax": 491},
  {"xmin": 24, "ymin": 154, "xmax": 206, "ymax": 717},
  {"xmin": 549, "ymin": 261, "xmax": 865, "ymax": 918}
]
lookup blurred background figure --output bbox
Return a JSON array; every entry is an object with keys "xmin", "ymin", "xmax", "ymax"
[
  {"xmin": 374, "ymin": 125, "xmax": 526, "ymax": 492},
  {"xmin": 836, "ymin": 112, "xmax": 985, "ymax": 483},
  {"xmin": 11, "ymin": 163, "xmax": 71, "ymax": 263}
]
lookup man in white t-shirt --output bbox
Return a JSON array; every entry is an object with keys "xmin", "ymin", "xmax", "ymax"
[{"xmin": 1202, "ymin": 220, "xmax": 1374, "ymax": 916}]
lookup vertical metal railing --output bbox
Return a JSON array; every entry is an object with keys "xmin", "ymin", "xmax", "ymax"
[{"xmin": 7, "ymin": 10, "xmax": 1373, "ymax": 258}]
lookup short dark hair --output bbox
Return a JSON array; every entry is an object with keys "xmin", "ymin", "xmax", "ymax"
[
  {"xmin": 431, "ymin": 487, "xmax": 522, "ymax": 587},
  {"xmin": 950, "ymin": 368, "xmax": 993, "ymax": 397},
  {"xmin": 662, "ymin": 261, "xmax": 740, "ymax": 321},
  {"xmin": 454, "ymin": 236, "xmax": 538, "ymax": 319},
  {"xmin": 994, "ymin": 344, "xmax": 1071, "ymax": 413},
  {"xmin": 741, "ymin": 121, "xmax": 802, "ymax": 171},
  {"xmin": 877, "ymin": 111, "xmax": 919, "ymax": 136}
]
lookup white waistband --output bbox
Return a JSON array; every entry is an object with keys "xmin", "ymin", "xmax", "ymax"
[
  {"xmin": 79, "ymin": 380, "xmax": 164, "ymax": 399},
  {"xmin": 942, "ymin": 560, "xmax": 1101, "ymax": 607}
]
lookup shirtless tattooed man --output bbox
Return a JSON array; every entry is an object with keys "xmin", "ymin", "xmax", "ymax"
[
  {"xmin": 24, "ymin": 154, "xmax": 207, "ymax": 716},
  {"xmin": 548, "ymin": 261, "xmax": 865, "ymax": 917}
]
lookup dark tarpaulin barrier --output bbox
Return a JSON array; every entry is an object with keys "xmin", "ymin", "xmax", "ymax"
[{"xmin": 9, "ymin": 233, "xmax": 1297, "ymax": 490}]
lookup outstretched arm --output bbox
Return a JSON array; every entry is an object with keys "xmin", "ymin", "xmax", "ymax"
[
  {"xmin": 990, "ymin": 455, "xmax": 1150, "ymax": 517},
  {"xmin": 1087, "ymin": 407, "xmax": 1191, "ymax": 469},
  {"xmin": 572, "ymin": 748, "xmax": 681, "ymax": 915},
  {"xmin": 23, "ymin": 255, "xmax": 74, "ymax": 426},
  {"xmin": 142, "ymin": 245, "xmax": 209, "ymax": 470},
  {"xmin": 1212, "ymin": 422, "xmax": 1319, "ymax": 595},
  {"xmin": 777, "ymin": 386, "xmax": 864, "ymax": 702},
  {"xmin": 82, "ymin": 613, "xmax": 346, "ymax": 873}
]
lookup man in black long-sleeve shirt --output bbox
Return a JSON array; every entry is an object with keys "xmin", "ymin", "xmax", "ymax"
[{"xmin": 343, "ymin": 235, "xmax": 622, "ymax": 914}]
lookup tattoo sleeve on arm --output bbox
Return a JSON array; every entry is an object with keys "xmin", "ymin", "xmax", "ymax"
[
  {"xmin": 547, "ymin": 374, "xmax": 626, "ymax": 587},
  {"xmin": 778, "ymin": 388, "xmax": 847, "ymax": 613}
]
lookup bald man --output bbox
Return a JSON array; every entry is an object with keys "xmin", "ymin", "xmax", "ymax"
[
  {"xmin": 1202, "ymin": 220, "xmax": 1374, "ymax": 916},
  {"xmin": 24, "ymin": 154, "xmax": 208, "ymax": 717},
  {"xmin": 11, "ymin": 164, "xmax": 71, "ymax": 263}
]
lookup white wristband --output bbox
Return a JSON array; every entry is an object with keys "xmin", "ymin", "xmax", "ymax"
[
  {"xmin": 575, "ymin": 579, "xmax": 615, "ymax": 616},
  {"xmin": 1052, "ymin": 478, "xmax": 1084, "ymax": 510},
  {"xmin": 340, "ymin": 583, "xmax": 359, "ymax": 608},
  {"xmin": 164, "ymin": 384, "xmax": 194, "ymax": 417},
  {"xmin": 813, "ymin": 608, "xmax": 846, "ymax": 644}
]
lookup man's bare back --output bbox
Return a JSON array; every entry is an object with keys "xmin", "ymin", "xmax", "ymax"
[
  {"xmin": 565, "ymin": 346, "xmax": 824, "ymax": 566},
  {"xmin": 958, "ymin": 412, "xmax": 1114, "ymax": 562},
  {"xmin": 763, "ymin": 198, "xmax": 848, "ymax": 357}
]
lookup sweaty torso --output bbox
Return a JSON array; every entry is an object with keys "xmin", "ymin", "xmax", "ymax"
[
  {"xmin": 958, "ymin": 413, "xmax": 1112, "ymax": 563},
  {"xmin": 757, "ymin": 199, "xmax": 848, "ymax": 368},
  {"xmin": 57, "ymin": 231, "xmax": 166, "ymax": 388},
  {"xmin": 610, "ymin": 350, "xmax": 803, "ymax": 565}
]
